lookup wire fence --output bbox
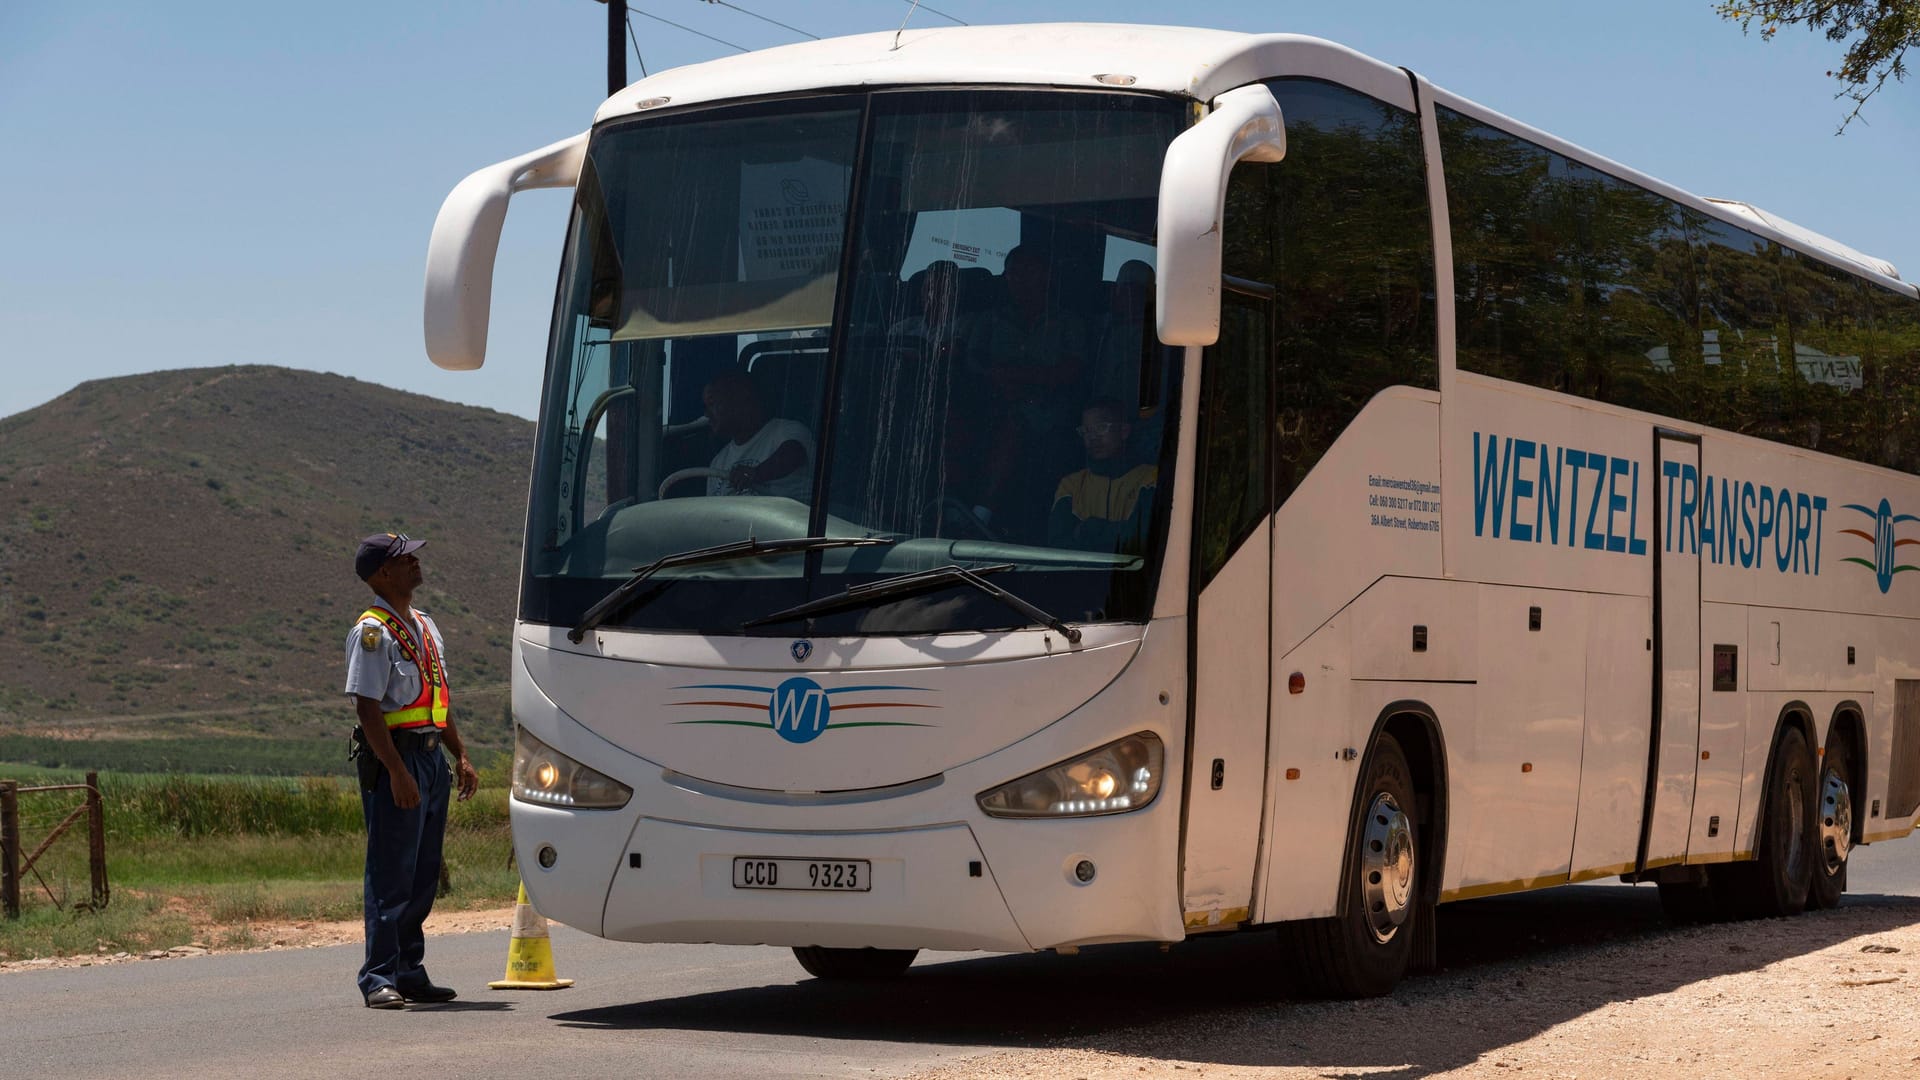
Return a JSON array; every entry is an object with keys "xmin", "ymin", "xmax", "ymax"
[{"xmin": 0, "ymin": 778, "xmax": 105, "ymax": 919}]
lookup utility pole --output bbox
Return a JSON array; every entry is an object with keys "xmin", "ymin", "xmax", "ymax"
[{"xmin": 600, "ymin": 0, "xmax": 628, "ymax": 97}]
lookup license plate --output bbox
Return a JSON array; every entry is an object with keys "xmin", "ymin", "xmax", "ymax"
[{"xmin": 732, "ymin": 857, "xmax": 871, "ymax": 892}]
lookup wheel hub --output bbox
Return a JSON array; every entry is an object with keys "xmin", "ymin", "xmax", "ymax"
[
  {"xmin": 1820, "ymin": 766, "xmax": 1852, "ymax": 875},
  {"xmin": 1360, "ymin": 792, "xmax": 1414, "ymax": 944}
]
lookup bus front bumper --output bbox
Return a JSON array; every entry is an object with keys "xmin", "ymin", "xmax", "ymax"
[{"xmin": 515, "ymin": 804, "xmax": 1032, "ymax": 952}]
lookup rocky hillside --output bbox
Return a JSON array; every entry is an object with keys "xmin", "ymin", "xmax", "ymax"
[{"xmin": 0, "ymin": 366, "xmax": 533, "ymax": 740}]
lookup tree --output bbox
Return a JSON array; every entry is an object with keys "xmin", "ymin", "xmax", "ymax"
[{"xmin": 1717, "ymin": 2, "xmax": 1920, "ymax": 131}]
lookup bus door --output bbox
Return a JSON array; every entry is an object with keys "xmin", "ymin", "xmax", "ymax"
[
  {"xmin": 1181, "ymin": 280, "xmax": 1275, "ymax": 930},
  {"xmin": 1640, "ymin": 429, "xmax": 1703, "ymax": 872}
]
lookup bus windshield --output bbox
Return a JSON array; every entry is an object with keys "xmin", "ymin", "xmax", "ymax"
[{"xmin": 522, "ymin": 89, "xmax": 1187, "ymax": 637}]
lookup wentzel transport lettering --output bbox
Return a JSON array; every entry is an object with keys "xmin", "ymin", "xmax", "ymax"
[{"xmin": 1472, "ymin": 431, "xmax": 1833, "ymax": 577}]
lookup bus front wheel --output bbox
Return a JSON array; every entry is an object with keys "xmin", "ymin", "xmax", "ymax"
[
  {"xmin": 792, "ymin": 946, "xmax": 918, "ymax": 980},
  {"xmin": 1287, "ymin": 733, "xmax": 1419, "ymax": 998}
]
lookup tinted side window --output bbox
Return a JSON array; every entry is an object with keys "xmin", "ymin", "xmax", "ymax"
[
  {"xmin": 1696, "ymin": 226, "xmax": 1878, "ymax": 459},
  {"xmin": 1695, "ymin": 219, "xmax": 1789, "ymax": 442},
  {"xmin": 1441, "ymin": 105, "xmax": 1920, "ymax": 475},
  {"xmin": 1867, "ymin": 284, "xmax": 1920, "ymax": 472},
  {"xmin": 1441, "ymin": 107, "xmax": 1693, "ymax": 414},
  {"xmin": 1775, "ymin": 247, "xmax": 1874, "ymax": 462},
  {"xmin": 1223, "ymin": 79, "xmax": 1437, "ymax": 505}
]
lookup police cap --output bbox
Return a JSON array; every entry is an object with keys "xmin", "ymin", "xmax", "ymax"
[{"xmin": 355, "ymin": 532, "xmax": 426, "ymax": 581}]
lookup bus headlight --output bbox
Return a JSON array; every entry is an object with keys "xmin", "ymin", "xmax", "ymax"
[
  {"xmin": 976, "ymin": 732, "xmax": 1163, "ymax": 819},
  {"xmin": 511, "ymin": 727, "xmax": 633, "ymax": 809}
]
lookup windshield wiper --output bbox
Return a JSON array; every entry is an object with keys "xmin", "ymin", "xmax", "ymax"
[
  {"xmin": 743, "ymin": 563, "xmax": 1083, "ymax": 644},
  {"xmin": 568, "ymin": 536, "xmax": 894, "ymax": 643}
]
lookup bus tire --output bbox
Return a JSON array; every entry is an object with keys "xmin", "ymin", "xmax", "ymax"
[
  {"xmin": 1809, "ymin": 735, "xmax": 1854, "ymax": 911},
  {"xmin": 792, "ymin": 946, "xmax": 918, "ymax": 980},
  {"xmin": 1716, "ymin": 726, "xmax": 1817, "ymax": 919},
  {"xmin": 1290, "ymin": 733, "xmax": 1418, "ymax": 998}
]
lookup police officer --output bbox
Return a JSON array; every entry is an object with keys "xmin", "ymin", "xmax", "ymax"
[{"xmin": 344, "ymin": 531, "xmax": 479, "ymax": 1009}]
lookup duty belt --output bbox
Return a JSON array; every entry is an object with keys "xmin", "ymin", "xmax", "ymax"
[{"xmin": 390, "ymin": 729, "xmax": 442, "ymax": 754}]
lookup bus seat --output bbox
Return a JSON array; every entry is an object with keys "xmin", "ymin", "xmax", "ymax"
[{"xmin": 741, "ymin": 341, "xmax": 829, "ymax": 427}]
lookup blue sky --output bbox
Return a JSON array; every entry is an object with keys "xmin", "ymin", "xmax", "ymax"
[{"xmin": 3, "ymin": 1, "xmax": 1915, "ymax": 422}]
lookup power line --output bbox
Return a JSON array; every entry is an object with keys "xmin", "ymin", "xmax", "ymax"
[
  {"xmin": 630, "ymin": 6, "xmax": 750, "ymax": 53},
  {"xmin": 626, "ymin": 16, "xmax": 649, "ymax": 76},
  {"xmin": 698, "ymin": 0, "xmax": 820, "ymax": 41},
  {"xmin": 898, "ymin": 0, "xmax": 966, "ymax": 26}
]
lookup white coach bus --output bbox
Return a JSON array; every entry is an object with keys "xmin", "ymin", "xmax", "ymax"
[{"xmin": 424, "ymin": 24, "xmax": 1920, "ymax": 995}]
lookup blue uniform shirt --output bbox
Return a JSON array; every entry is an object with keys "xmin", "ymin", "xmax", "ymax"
[{"xmin": 343, "ymin": 598, "xmax": 446, "ymax": 714}]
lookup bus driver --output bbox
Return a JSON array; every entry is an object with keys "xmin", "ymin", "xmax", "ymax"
[
  {"xmin": 1048, "ymin": 398, "xmax": 1158, "ymax": 553},
  {"xmin": 701, "ymin": 371, "xmax": 815, "ymax": 501}
]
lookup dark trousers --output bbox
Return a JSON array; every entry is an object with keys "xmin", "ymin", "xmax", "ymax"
[{"xmin": 358, "ymin": 745, "xmax": 449, "ymax": 998}]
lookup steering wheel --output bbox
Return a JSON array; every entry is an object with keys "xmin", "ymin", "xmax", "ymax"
[
  {"xmin": 659, "ymin": 467, "xmax": 727, "ymax": 499},
  {"xmin": 593, "ymin": 496, "xmax": 637, "ymax": 524}
]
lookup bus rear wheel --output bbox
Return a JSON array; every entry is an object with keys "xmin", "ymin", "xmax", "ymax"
[
  {"xmin": 1809, "ymin": 736, "xmax": 1854, "ymax": 911},
  {"xmin": 1287, "ymin": 733, "xmax": 1419, "ymax": 998},
  {"xmin": 1715, "ymin": 726, "xmax": 1816, "ymax": 919},
  {"xmin": 792, "ymin": 946, "xmax": 918, "ymax": 980}
]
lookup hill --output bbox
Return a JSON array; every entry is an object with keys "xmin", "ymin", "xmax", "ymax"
[{"xmin": 0, "ymin": 366, "xmax": 533, "ymax": 764}]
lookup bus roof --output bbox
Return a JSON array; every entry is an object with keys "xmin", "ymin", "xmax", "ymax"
[{"xmin": 595, "ymin": 24, "xmax": 1414, "ymax": 120}]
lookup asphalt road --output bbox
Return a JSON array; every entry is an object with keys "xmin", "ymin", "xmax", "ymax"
[{"xmin": 5, "ymin": 843, "xmax": 1918, "ymax": 1080}]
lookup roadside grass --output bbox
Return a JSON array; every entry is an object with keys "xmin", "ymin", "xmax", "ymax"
[
  {"xmin": 116, "ymin": 833, "xmax": 383, "ymax": 885},
  {"xmin": 113, "ymin": 832, "xmax": 519, "ymax": 897},
  {"xmin": 6, "ymin": 756, "xmax": 511, "ymax": 838},
  {"xmin": 1, "ymin": 759, "xmax": 519, "ymax": 961},
  {"xmin": 0, "ymin": 892, "xmax": 197, "ymax": 960}
]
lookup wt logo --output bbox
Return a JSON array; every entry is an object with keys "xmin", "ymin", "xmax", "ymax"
[
  {"xmin": 668, "ymin": 681, "xmax": 939, "ymax": 741},
  {"xmin": 1841, "ymin": 499, "xmax": 1919, "ymax": 594},
  {"xmin": 771, "ymin": 677, "xmax": 831, "ymax": 744}
]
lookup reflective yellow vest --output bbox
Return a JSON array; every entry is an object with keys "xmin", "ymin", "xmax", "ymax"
[{"xmin": 360, "ymin": 607, "xmax": 450, "ymax": 730}]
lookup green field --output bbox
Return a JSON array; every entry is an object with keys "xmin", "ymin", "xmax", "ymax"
[
  {"xmin": 0, "ymin": 726, "xmax": 359, "ymax": 776},
  {"xmin": 0, "ymin": 700, "xmax": 513, "ymax": 777},
  {"xmin": 1, "ymin": 760, "xmax": 517, "ymax": 961},
  {"xmin": 0, "ymin": 734, "xmax": 356, "ymax": 777}
]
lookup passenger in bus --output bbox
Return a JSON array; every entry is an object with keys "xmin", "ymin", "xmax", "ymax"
[
  {"xmin": 1048, "ymin": 398, "xmax": 1158, "ymax": 552},
  {"xmin": 966, "ymin": 244, "xmax": 1087, "ymax": 423},
  {"xmin": 1088, "ymin": 260, "xmax": 1156, "ymax": 412},
  {"xmin": 888, "ymin": 259, "xmax": 965, "ymax": 359},
  {"xmin": 701, "ymin": 371, "xmax": 815, "ymax": 501},
  {"xmin": 966, "ymin": 244, "xmax": 1087, "ymax": 531}
]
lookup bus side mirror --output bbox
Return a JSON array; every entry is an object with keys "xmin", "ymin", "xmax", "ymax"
[
  {"xmin": 423, "ymin": 132, "xmax": 589, "ymax": 371},
  {"xmin": 1155, "ymin": 84, "xmax": 1286, "ymax": 347}
]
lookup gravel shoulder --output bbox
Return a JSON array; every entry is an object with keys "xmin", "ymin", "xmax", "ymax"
[{"xmin": 905, "ymin": 892, "xmax": 1920, "ymax": 1080}]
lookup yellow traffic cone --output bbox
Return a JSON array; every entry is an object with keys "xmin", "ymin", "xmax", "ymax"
[{"xmin": 488, "ymin": 882, "xmax": 574, "ymax": 990}]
